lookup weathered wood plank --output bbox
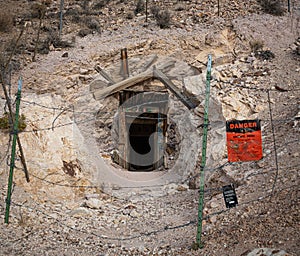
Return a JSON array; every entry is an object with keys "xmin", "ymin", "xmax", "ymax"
[
  {"xmin": 93, "ymin": 69, "xmax": 153, "ymax": 100},
  {"xmin": 95, "ymin": 65, "xmax": 115, "ymax": 84},
  {"xmin": 93, "ymin": 60, "xmax": 175, "ymax": 100},
  {"xmin": 153, "ymin": 68, "xmax": 197, "ymax": 109}
]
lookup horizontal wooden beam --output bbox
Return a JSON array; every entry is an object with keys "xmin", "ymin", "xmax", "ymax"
[
  {"xmin": 93, "ymin": 60, "xmax": 176, "ymax": 100},
  {"xmin": 93, "ymin": 69, "xmax": 153, "ymax": 100}
]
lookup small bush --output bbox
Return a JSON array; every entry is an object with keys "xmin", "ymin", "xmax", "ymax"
[
  {"xmin": 43, "ymin": 0, "xmax": 52, "ymax": 7},
  {"xmin": 37, "ymin": 39, "xmax": 51, "ymax": 54},
  {"xmin": 47, "ymin": 31, "xmax": 75, "ymax": 48},
  {"xmin": 0, "ymin": 112, "xmax": 27, "ymax": 133},
  {"xmin": 31, "ymin": 3, "xmax": 47, "ymax": 19},
  {"xmin": 72, "ymin": 14, "xmax": 81, "ymax": 24},
  {"xmin": 255, "ymin": 50, "xmax": 275, "ymax": 60},
  {"xmin": 66, "ymin": 7, "xmax": 80, "ymax": 17},
  {"xmin": 68, "ymin": 10, "xmax": 81, "ymax": 23},
  {"xmin": 257, "ymin": 0, "xmax": 285, "ymax": 16},
  {"xmin": 94, "ymin": 0, "xmax": 110, "ymax": 9},
  {"xmin": 250, "ymin": 40, "xmax": 264, "ymax": 52},
  {"xmin": 0, "ymin": 12, "xmax": 14, "ymax": 32},
  {"xmin": 85, "ymin": 17, "xmax": 101, "ymax": 33},
  {"xmin": 0, "ymin": 53, "xmax": 21, "ymax": 73},
  {"xmin": 135, "ymin": 0, "xmax": 145, "ymax": 15},
  {"xmin": 126, "ymin": 11, "xmax": 134, "ymax": 20},
  {"xmin": 175, "ymin": 4, "xmax": 185, "ymax": 12},
  {"xmin": 78, "ymin": 28, "xmax": 93, "ymax": 37},
  {"xmin": 156, "ymin": 10, "xmax": 171, "ymax": 29},
  {"xmin": 150, "ymin": 5, "xmax": 160, "ymax": 19},
  {"xmin": 81, "ymin": 0, "xmax": 89, "ymax": 12}
]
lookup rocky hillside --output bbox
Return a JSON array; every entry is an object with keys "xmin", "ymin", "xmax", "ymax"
[{"xmin": 0, "ymin": 0, "xmax": 299, "ymax": 255}]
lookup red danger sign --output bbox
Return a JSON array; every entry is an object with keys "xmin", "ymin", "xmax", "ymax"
[{"xmin": 226, "ymin": 120, "xmax": 263, "ymax": 162}]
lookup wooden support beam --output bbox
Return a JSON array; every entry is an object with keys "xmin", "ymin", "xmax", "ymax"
[
  {"xmin": 93, "ymin": 69, "xmax": 153, "ymax": 100},
  {"xmin": 93, "ymin": 60, "xmax": 176, "ymax": 100},
  {"xmin": 120, "ymin": 48, "xmax": 129, "ymax": 79},
  {"xmin": 95, "ymin": 65, "xmax": 115, "ymax": 85},
  {"xmin": 153, "ymin": 68, "xmax": 197, "ymax": 110}
]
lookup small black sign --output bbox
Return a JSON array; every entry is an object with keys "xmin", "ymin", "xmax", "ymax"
[{"xmin": 222, "ymin": 184, "xmax": 238, "ymax": 208}]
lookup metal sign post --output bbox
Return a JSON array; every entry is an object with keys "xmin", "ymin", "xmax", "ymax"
[
  {"xmin": 5, "ymin": 77, "xmax": 23, "ymax": 224},
  {"xmin": 196, "ymin": 54, "xmax": 212, "ymax": 248}
]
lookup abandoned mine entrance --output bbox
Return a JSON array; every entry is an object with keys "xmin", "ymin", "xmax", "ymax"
[
  {"xmin": 127, "ymin": 112, "xmax": 167, "ymax": 171},
  {"xmin": 118, "ymin": 91, "xmax": 169, "ymax": 172}
]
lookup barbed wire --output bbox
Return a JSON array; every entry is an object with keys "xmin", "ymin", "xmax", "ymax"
[
  {"xmin": 19, "ymin": 85, "xmax": 299, "ymax": 115},
  {"xmin": 1, "ymin": 183, "xmax": 296, "ymax": 246},
  {"xmin": 217, "ymin": 80, "xmax": 300, "ymax": 92},
  {"xmin": 12, "ymin": 78, "xmax": 299, "ymax": 136},
  {"xmin": 7, "ymin": 91, "xmax": 298, "ymax": 135},
  {"xmin": 1, "ymin": 59, "xmax": 299, "ymax": 250},
  {"xmin": 4, "ymin": 87, "xmax": 299, "ymax": 194},
  {"xmin": 8, "ymin": 113, "xmax": 298, "ymax": 134},
  {"xmin": 12, "ymin": 157, "xmax": 299, "ymax": 196}
]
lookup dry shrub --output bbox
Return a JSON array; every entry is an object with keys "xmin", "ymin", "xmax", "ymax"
[
  {"xmin": 135, "ymin": 0, "xmax": 145, "ymax": 15},
  {"xmin": 257, "ymin": 0, "xmax": 285, "ymax": 16},
  {"xmin": 150, "ymin": 6, "xmax": 171, "ymax": 29},
  {"xmin": 42, "ymin": 0, "xmax": 52, "ymax": 7},
  {"xmin": 255, "ymin": 50, "xmax": 275, "ymax": 60},
  {"xmin": 156, "ymin": 10, "xmax": 171, "ymax": 29},
  {"xmin": 78, "ymin": 28, "xmax": 93, "ymax": 37},
  {"xmin": 94, "ymin": 0, "xmax": 110, "ymax": 9},
  {"xmin": 150, "ymin": 5, "xmax": 160, "ymax": 18},
  {"xmin": 250, "ymin": 39, "xmax": 264, "ymax": 52},
  {"xmin": 31, "ymin": 3, "xmax": 47, "ymax": 19},
  {"xmin": 47, "ymin": 31, "xmax": 75, "ymax": 48},
  {"xmin": 0, "ymin": 12, "xmax": 13, "ymax": 32},
  {"xmin": 0, "ymin": 113, "xmax": 27, "ymax": 133},
  {"xmin": 85, "ymin": 17, "xmax": 101, "ymax": 33},
  {"xmin": 175, "ymin": 4, "xmax": 185, "ymax": 12}
]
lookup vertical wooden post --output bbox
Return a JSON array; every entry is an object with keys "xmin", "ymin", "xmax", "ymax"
[
  {"xmin": 32, "ymin": 5, "xmax": 46, "ymax": 61},
  {"xmin": 120, "ymin": 48, "xmax": 130, "ymax": 79},
  {"xmin": 145, "ymin": 0, "xmax": 148, "ymax": 23},
  {"xmin": 59, "ymin": 0, "xmax": 65, "ymax": 38},
  {"xmin": 0, "ymin": 27, "xmax": 29, "ymax": 183},
  {"xmin": 155, "ymin": 113, "xmax": 164, "ymax": 169},
  {"xmin": 118, "ymin": 110, "xmax": 128, "ymax": 169}
]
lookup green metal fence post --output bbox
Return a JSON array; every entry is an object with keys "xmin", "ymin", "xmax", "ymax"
[
  {"xmin": 5, "ymin": 77, "xmax": 22, "ymax": 224},
  {"xmin": 196, "ymin": 54, "xmax": 212, "ymax": 248}
]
